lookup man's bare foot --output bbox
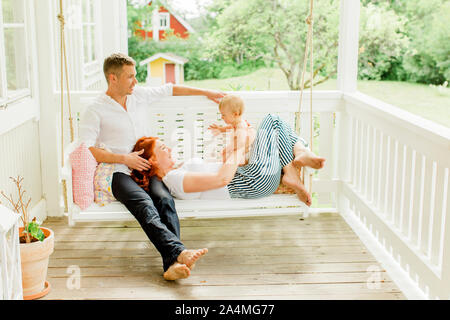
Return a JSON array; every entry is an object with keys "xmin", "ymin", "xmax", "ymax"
[
  {"xmin": 163, "ymin": 262, "xmax": 190, "ymax": 281},
  {"xmin": 293, "ymin": 150, "xmax": 325, "ymax": 170},
  {"xmin": 282, "ymin": 172, "xmax": 312, "ymax": 206},
  {"xmin": 177, "ymin": 248, "xmax": 208, "ymax": 269}
]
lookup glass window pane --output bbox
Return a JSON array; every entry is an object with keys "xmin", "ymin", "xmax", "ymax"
[
  {"xmin": 90, "ymin": 26, "xmax": 96, "ymax": 61},
  {"xmin": 82, "ymin": 0, "xmax": 89, "ymax": 23},
  {"xmin": 160, "ymin": 16, "xmax": 167, "ymax": 28},
  {"xmin": 90, "ymin": 0, "xmax": 95, "ymax": 23},
  {"xmin": 2, "ymin": 0, "xmax": 24, "ymax": 24},
  {"xmin": 83, "ymin": 25, "xmax": 89, "ymax": 63},
  {"xmin": 4, "ymin": 27, "xmax": 29, "ymax": 93}
]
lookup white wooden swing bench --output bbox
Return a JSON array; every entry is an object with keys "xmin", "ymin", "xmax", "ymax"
[{"xmin": 61, "ymin": 91, "xmax": 340, "ymax": 226}]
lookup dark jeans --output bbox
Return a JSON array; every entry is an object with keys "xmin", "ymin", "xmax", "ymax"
[{"xmin": 111, "ymin": 172, "xmax": 185, "ymax": 271}]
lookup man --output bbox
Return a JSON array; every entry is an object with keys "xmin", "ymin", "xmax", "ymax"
[{"xmin": 79, "ymin": 53, "xmax": 225, "ymax": 280}]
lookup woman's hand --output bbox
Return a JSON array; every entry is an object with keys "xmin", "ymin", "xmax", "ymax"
[{"xmin": 123, "ymin": 149, "xmax": 151, "ymax": 171}]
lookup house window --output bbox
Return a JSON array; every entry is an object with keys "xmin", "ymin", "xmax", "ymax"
[
  {"xmin": 159, "ymin": 13, "xmax": 170, "ymax": 30},
  {"xmin": 0, "ymin": 0, "xmax": 31, "ymax": 108},
  {"xmin": 82, "ymin": 0, "xmax": 98, "ymax": 65}
]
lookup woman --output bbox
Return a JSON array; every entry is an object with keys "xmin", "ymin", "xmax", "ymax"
[{"xmin": 131, "ymin": 114, "xmax": 325, "ymax": 206}]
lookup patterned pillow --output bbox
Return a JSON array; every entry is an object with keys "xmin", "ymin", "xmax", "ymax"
[
  {"xmin": 69, "ymin": 143, "xmax": 97, "ymax": 210},
  {"xmin": 94, "ymin": 163, "xmax": 116, "ymax": 206}
]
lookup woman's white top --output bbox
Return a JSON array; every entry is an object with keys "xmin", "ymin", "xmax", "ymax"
[{"xmin": 162, "ymin": 158, "xmax": 231, "ymax": 200}]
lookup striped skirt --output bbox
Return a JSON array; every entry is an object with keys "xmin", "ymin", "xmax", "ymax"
[{"xmin": 227, "ymin": 114, "xmax": 306, "ymax": 199}]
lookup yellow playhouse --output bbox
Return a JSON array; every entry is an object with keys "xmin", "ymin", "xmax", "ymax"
[{"xmin": 139, "ymin": 52, "xmax": 188, "ymax": 86}]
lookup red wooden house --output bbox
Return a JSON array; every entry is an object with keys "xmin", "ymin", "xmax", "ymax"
[{"xmin": 135, "ymin": 1, "xmax": 195, "ymax": 41}]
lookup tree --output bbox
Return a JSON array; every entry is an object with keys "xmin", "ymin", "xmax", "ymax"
[
  {"xmin": 358, "ymin": 3, "xmax": 409, "ymax": 80},
  {"xmin": 362, "ymin": 0, "xmax": 449, "ymax": 84},
  {"xmin": 399, "ymin": 0, "xmax": 449, "ymax": 84},
  {"xmin": 203, "ymin": 0, "xmax": 340, "ymax": 90}
]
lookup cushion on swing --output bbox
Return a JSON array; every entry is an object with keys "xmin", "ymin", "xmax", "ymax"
[
  {"xmin": 274, "ymin": 183, "xmax": 296, "ymax": 194},
  {"xmin": 94, "ymin": 162, "xmax": 116, "ymax": 206},
  {"xmin": 69, "ymin": 143, "xmax": 98, "ymax": 210}
]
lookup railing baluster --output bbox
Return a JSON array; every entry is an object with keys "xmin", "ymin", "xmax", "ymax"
[
  {"xmin": 385, "ymin": 136, "xmax": 396, "ymax": 222},
  {"xmin": 392, "ymin": 140, "xmax": 403, "ymax": 228},
  {"xmin": 317, "ymin": 112, "xmax": 334, "ymax": 205},
  {"xmin": 358, "ymin": 120, "xmax": 365, "ymax": 193},
  {"xmin": 401, "ymin": 145, "xmax": 414, "ymax": 239},
  {"xmin": 420, "ymin": 158, "xmax": 434, "ymax": 257},
  {"xmin": 430, "ymin": 164, "xmax": 446, "ymax": 266},
  {"xmin": 365, "ymin": 124, "xmax": 373, "ymax": 201},
  {"xmin": 377, "ymin": 132, "xmax": 387, "ymax": 213},
  {"xmin": 351, "ymin": 117, "xmax": 358, "ymax": 186},
  {"xmin": 438, "ymin": 168, "xmax": 450, "ymax": 299},
  {"xmin": 409, "ymin": 151, "xmax": 420, "ymax": 245},
  {"xmin": 370, "ymin": 127, "xmax": 378, "ymax": 204}
]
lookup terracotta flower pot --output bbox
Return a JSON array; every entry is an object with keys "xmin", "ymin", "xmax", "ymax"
[{"xmin": 19, "ymin": 227, "xmax": 54, "ymax": 299}]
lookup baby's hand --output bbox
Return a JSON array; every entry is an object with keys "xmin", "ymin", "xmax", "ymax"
[{"xmin": 208, "ymin": 123, "xmax": 224, "ymax": 136}]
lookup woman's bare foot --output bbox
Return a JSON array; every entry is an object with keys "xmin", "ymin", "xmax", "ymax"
[
  {"xmin": 293, "ymin": 149, "xmax": 325, "ymax": 170},
  {"xmin": 282, "ymin": 173, "xmax": 312, "ymax": 206},
  {"xmin": 282, "ymin": 162, "xmax": 312, "ymax": 206},
  {"xmin": 177, "ymin": 248, "xmax": 208, "ymax": 269},
  {"xmin": 163, "ymin": 262, "xmax": 190, "ymax": 281}
]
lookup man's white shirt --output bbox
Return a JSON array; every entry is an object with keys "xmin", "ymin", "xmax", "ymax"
[{"xmin": 79, "ymin": 83, "xmax": 173, "ymax": 175}]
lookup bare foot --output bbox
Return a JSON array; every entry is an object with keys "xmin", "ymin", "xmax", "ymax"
[
  {"xmin": 163, "ymin": 262, "xmax": 190, "ymax": 281},
  {"xmin": 177, "ymin": 248, "xmax": 208, "ymax": 269},
  {"xmin": 293, "ymin": 150, "xmax": 325, "ymax": 170},
  {"xmin": 282, "ymin": 173, "xmax": 312, "ymax": 206}
]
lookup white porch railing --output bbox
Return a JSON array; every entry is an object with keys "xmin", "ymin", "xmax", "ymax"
[
  {"xmin": 0, "ymin": 205, "xmax": 23, "ymax": 300},
  {"xmin": 338, "ymin": 92, "xmax": 450, "ymax": 300},
  {"xmin": 60, "ymin": 89, "xmax": 449, "ymax": 299}
]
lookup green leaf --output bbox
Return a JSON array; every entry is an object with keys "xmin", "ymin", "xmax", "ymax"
[{"xmin": 27, "ymin": 221, "xmax": 45, "ymax": 242}]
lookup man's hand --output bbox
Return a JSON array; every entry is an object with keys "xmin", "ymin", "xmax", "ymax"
[
  {"xmin": 172, "ymin": 85, "xmax": 226, "ymax": 104},
  {"xmin": 205, "ymin": 90, "xmax": 226, "ymax": 104},
  {"xmin": 123, "ymin": 149, "xmax": 151, "ymax": 171}
]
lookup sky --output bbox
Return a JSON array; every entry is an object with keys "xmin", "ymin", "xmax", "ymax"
[
  {"xmin": 135, "ymin": 0, "xmax": 213, "ymax": 19},
  {"xmin": 170, "ymin": 0, "xmax": 213, "ymax": 18}
]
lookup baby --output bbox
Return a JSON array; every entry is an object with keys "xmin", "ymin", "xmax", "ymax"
[{"xmin": 208, "ymin": 95, "xmax": 256, "ymax": 166}]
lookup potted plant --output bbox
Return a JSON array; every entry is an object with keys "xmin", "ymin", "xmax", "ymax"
[{"xmin": 0, "ymin": 176, "xmax": 54, "ymax": 300}]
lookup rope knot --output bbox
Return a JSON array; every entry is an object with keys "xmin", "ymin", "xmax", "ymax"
[{"xmin": 57, "ymin": 13, "xmax": 65, "ymax": 27}]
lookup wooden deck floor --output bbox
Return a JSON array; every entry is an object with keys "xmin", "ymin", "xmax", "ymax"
[{"xmin": 42, "ymin": 213, "xmax": 405, "ymax": 300}]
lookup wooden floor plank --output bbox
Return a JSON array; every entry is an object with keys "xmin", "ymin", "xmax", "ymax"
[
  {"xmin": 48, "ymin": 262, "xmax": 387, "ymax": 276},
  {"xmin": 47, "ymin": 272, "xmax": 393, "ymax": 286},
  {"xmin": 50, "ymin": 246, "xmax": 370, "ymax": 258},
  {"xmin": 43, "ymin": 282, "xmax": 403, "ymax": 300},
  {"xmin": 41, "ymin": 214, "xmax": 405, "ymax": 300}
]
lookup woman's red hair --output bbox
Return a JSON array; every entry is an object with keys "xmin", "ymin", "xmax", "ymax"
[{"xmin": 130, "ymin": 136, "xmax": 161, "ymax": 192}]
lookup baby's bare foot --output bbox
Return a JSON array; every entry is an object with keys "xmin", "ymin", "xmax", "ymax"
[
  {"xmin": 294, "ymin": 150, "xmax": 325, "ymax": 170},
  {"xmin": 177, "ymin": 248, "xmax": 208, "ymax": 269},
  {"xmin": 163, "ymin": 262, "xmax": 190, "ymax": 281}
]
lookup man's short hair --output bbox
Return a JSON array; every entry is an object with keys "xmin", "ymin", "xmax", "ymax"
[{"xmin": 103, "ymin": 53, "xmax": 136, "ymax": 84}]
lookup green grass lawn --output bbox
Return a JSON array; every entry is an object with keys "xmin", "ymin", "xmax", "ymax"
[{"xmin": 185, "ymin": 68, "xmax": 450, "ymax": 128}]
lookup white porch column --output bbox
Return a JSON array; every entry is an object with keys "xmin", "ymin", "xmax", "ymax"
[
  {"xmin": 337, "ymin": 0, "xmax": 360, "ymax": 93},
  {"xmin": 152, "ymin": 9, "xmax": 160, "ymax": 42},
  {"xmin": 101, "ymin": 0, "xmax": 128, "ymax": 56},
  {"xmin": 34, "ymin": 0, "xmax": 62, "ymax": 217}
]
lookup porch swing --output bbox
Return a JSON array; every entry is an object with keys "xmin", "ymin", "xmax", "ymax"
[{"xmin": 59, "ymin": 0, "xmax": 319, "ymax": 226}]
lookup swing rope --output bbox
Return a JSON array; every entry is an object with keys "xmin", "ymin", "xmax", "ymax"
[
  {"xmin": 295, "ymin": 0, "xmax": 314, "ymax": 193},
  {"xmin": 57, "ymin": 0, "xmax": 75, "ymax": 212}
]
